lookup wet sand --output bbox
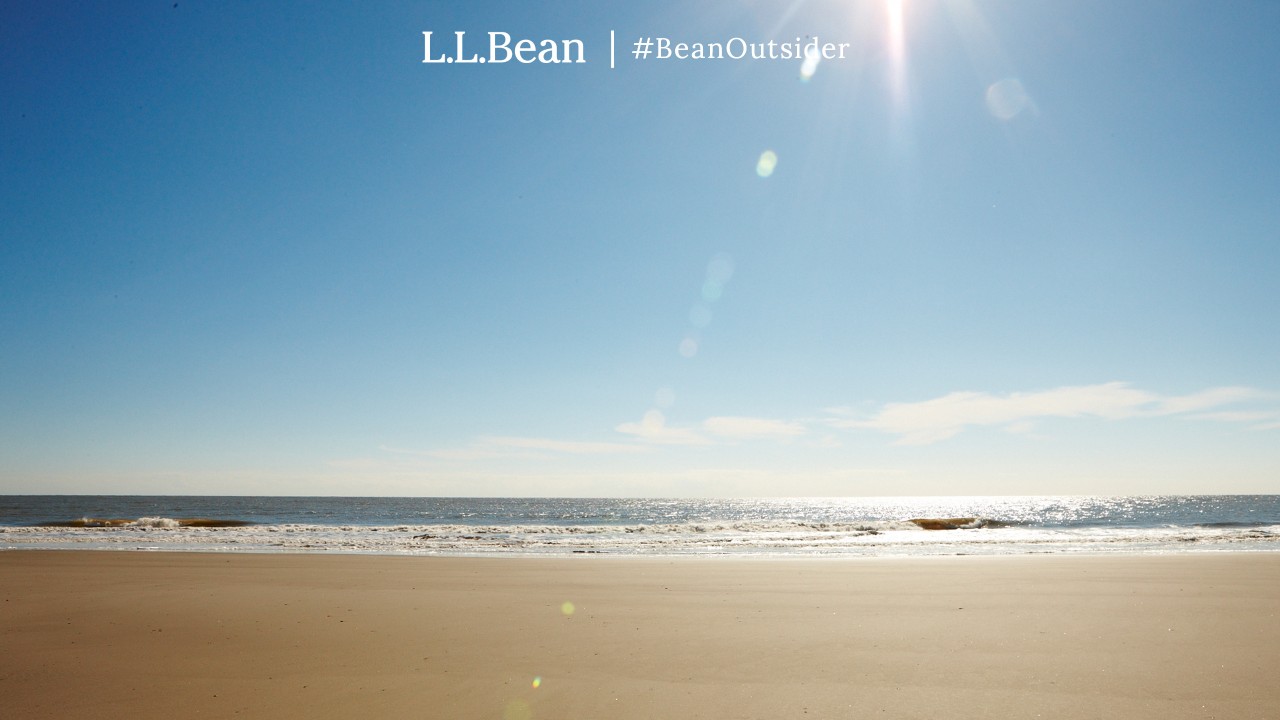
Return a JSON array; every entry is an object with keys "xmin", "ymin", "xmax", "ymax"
[{"xmin": 3, "ymin": 551, "xmax": 1278, "ymax": 719}]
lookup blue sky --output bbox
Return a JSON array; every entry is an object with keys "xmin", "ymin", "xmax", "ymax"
[{"xmin": 3, "ymin": 0, "xmax": 1278, "ymax": 496}]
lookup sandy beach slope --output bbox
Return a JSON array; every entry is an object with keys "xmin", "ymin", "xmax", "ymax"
[{"xmin": 3, "ymin": 551, "xmax": 1278, "ymax": 719}]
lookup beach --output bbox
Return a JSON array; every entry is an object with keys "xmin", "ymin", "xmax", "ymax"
[{"xmin": 3, "ymin": 551, "xmax": 1278, "ymax": 719}]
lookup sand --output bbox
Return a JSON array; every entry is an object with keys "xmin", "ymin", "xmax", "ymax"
[{"xmin": 2, "ymin": 551, "xmax": 1278, "ymax": 719}]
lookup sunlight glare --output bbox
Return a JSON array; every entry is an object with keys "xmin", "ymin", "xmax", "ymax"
[
  {"xmin": 886, "ymin": 0, "xmax": 907, "ymax": 108},
  {"xmin": 887, "ymin": 0, "xmax": 906, "ymax": 60}
]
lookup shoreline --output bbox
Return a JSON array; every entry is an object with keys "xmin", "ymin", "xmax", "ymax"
[
  {"xmin": 6, "ymin": 495, "xmax": 1277, "ymax": 558},
  {"xmin": 6, "ymin": 543, "xmax": 1280, "ymax": 559},
  {"xmin": 5, "ymin": 542, "xmax": 1280, "ymax": 559},
  {"xmin": 5, "ymin": 551, "xmax": 1279, "ymax": 718}
]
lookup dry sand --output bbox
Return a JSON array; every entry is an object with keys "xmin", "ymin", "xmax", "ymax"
[{"xmin": 2, "ymin": 551, "xmax": 1278, "ymax": 719}]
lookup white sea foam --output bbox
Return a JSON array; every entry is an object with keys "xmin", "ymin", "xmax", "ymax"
[
  {"xmin": 2, "ymin": 519, "xmax": 1278, "ymax": 557},
  {"xmin": 131, "ymin": 517, "xmax": 181, "ymax": 528}
]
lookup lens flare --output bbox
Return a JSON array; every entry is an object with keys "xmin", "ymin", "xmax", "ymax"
[
  {"xmin": 986, "ymin": 78, "xmax": 1033, "ymax": 120},
  {"xmin": 755, "ymin": 150, "xmax": 778, "ymax": 178},
  {"xmin": 531, "ymin": 676, "xmax": 542, "ymax": 689},
  {"xmin": 702, "ymin": 254, "xmax": 733, "ymax": 302},
  {"xmin": 560, "ymin": 601, "xmax": 575, "ymax": 616},
  {"xmin": 678, "ymin": 337, "xmax": 698, "ymax": 358},
  {"xmin": 706, "ymin": 253, "xmax": 735, "ymax": 285},
  {"xmin": 800, "ymin": 45, "xmax": 820, "ymax": 81},
  {"xmin": 654, "ymin": 387, "xmax": 676, "ymax": 409}
]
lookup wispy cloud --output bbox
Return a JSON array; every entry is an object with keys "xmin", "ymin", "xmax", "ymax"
[
  {"xmin": 386, "ymin": 412, "xmax": 812, "ymax": 463},
  {"xmin": 834, "ymin": 382, "xmax": 1268, "ymax": 445},
  {"xmin": 380, "ymin": 435, "xmax": 645, "ymax": 461},
  {"xmin": 1186, "ymin": 407, "xmax": 1280, "ymax": 432},
  {"xmin": 479, "ymin": 436, "xmax": 646, "ymax": 455},
  {"xmin": 615, "ymin": 410, "xmax": 711, "ymax": 445},
  {"xmin": 1187, "ymin": 410, "xmax": 1277, "ymax": 423},
  {"xmin": 702, "ymin": 416, "xmax": 805, "ymax": 439},
  {"xmin": 380, "ymin": 383, "xmax": 1272, "ymax": 462},
  {"xmin": 1155, "ymin": 386, "xmax": 1261, "ymax": 414},
  {"xmin": 378, "ymin": 444, "xmax": 501, "ymax": 461},
  {"xmin": 614, "ymin": 412, "xmax": 807, "ymax": 444}
]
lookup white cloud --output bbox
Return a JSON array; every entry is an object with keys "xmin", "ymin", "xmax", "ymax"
[
  {"xmin": 1002, "ymin": 420, "xmax": 1038, "ymax": 436},
  {"xmin": 702, "ymin": 416, "xmax": 806, "ymax": 439},
  {"xmin": 1155, "ymin": 386, "xmax": 1260, "ymax": 414},
  {"xmin": 380, "ymin": 383, "xmax": 1273, "ymax": 465},
  {"xmin": 615, "ymin": 410, "xmax": 710, "ymax": 445},
  {"xmin": 836, "ymin": 382, "xmax": 1268, "ymax": 445},
  {"xmin": 479, "ymin": 436, "xmax": 645, "ymax": 455},
  {"xmin": 1187, "ymin": 410, "xmax": 1277, "ymax": 423},
  {"xmin": 378, "ymin": 444, "xmax": 500, "ymax": 461},
  {"xmin": 615, "ymin": 413, "xmax": 806, "ymax": 444}
]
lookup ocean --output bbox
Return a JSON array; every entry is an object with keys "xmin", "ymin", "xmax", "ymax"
[{"xmin": 2, "ymin": 495, "xmax": 1278, "ymax": 557}]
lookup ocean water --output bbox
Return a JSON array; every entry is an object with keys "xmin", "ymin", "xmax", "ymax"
[{"xmin": 2, "ymin": 495, "xmax": 1278, "ymax": 557}]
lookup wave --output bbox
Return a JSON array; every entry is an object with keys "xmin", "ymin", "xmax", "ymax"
[
  {"xmin": 4, "ymin": 519, "xmax": 1277, "ymax": 557},
  {"xmin": 35, "ymin": 517, "xmax": 255, "ymax": 528},
  {"xmin": 909, "ymin": 517, "xmax": 1017, "ymax": 530},
  {"xmin": 411, "ymin": 520, "xmax": 894, "ymax": 538},
  {"xmin": 19, "ymin": 517, "xmax": 1013, "ymax": 535},
  {"xmin": 1193, "ymin": 521, "xmax": 1272, "ymax": 529}
]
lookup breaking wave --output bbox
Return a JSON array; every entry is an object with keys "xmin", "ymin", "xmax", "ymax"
[
  {"xmin": 3, "ymin": 517, "xmax": 1277, "ymax": 557},
  {"xmin": 35, "ymin": 517, "xmax": 255, "ymax": 528}
]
